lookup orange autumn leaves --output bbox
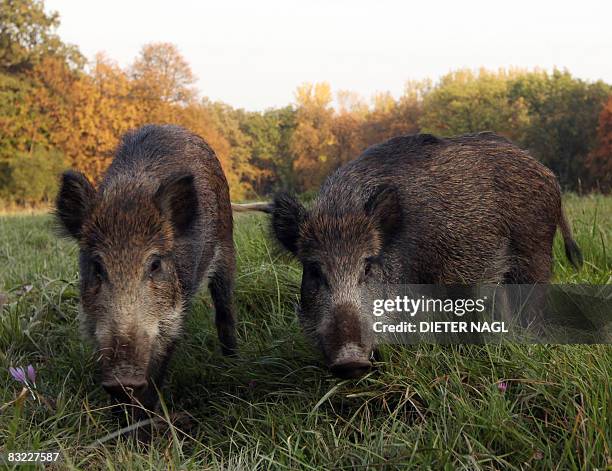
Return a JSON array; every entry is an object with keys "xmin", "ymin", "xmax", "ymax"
[
  {"xmin": 1, "ymin": 0, "xmax": 611, "ymax": 204},
  {"xmin": 18, "ymin": 45, "xmax": 249, "ymax": 198}
]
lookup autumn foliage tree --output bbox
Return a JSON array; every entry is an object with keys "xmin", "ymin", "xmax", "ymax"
[
  {"xmin": 239, "ymin": 106, "xmax": 296, "ymax": 194},
  {"xmin": 420, "ymin": 68, "xmax": 529, "ymax": 139},
  {"xmin": 1, "ymin": 0, "xmax": 611, "ymax": 206},
  {"xmin": 0, "ymin": 7, "xmax": 259, "ymax": 202},
  {"xmin": 130, "ymin": 42, "xmax": 196, "ymax": 123},
  {"xmin": 0, "ymin": 0, "xmax": 82, "ymax": 73},
  {"xmin": 289, "ymin": 82, "xmax": 426, "ymax": 191},
  {"xmin": 585, "ymin": 96, "xmax": 612, "ymax": 192},
  {"xmin": 332, "ymin": 92, "xmax": 367, "ymax": 169},
  {"xmin": 362, "ymin": 82, "xmax": 425, "ymax": 148},
  {"xmin": 509, "ymin": 70, "xmax": 610, "ymax": 190},
  {"xmin": 291, "ymin": 82, "xmax": 336, "ymax": 191}
]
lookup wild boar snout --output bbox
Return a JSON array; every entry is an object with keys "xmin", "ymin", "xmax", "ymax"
[
  {"xmin": 95, "ymin": 327, "xmax": 154, "ymax": 396},
  {"xmin": 330, "ymin": 360, "xmax": 372, "ymax": 379},
  {"xmin": 320, "ymin": 303, "xmax": 373, "ymax": 379},
  {"xmin": 102, "ymin": 376, "xmax": 149, "ymax": 402}
]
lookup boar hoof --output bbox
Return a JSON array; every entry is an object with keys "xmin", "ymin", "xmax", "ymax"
[{"xmin": 220, "ymin": 336, "xmax": 238, "ymax": 356}]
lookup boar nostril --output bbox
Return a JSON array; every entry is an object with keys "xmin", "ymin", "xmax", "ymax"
[
  {"xmin": 102, "ymin": 378, "xmax": 148, "ymax": 399},
  {"xmin": 330, "ymin": 360, "xmax": 372, "ymax": 379}
]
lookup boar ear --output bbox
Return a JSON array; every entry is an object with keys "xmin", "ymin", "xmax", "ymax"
[
  {"xmin": 271, "ymin": 192, "xmax": 306, "ymax": 254},
  {"xmin": 364, "ymin": 185, "xmax": 402, "ymax": 245},
  {"xmin": 55, "ymin": 170, "xmax": 96, "ymax": 239},
  {"xmin": 155, "ymin": 172, "xmax": 199, "ymax": 237}
]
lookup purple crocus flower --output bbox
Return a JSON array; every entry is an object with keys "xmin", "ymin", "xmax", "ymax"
[
  {"xmin": 26, "ymin": 365, "xmax": 36, "ymax": 385},
  {"xmin": 9, "ymin": 365, "xmax": 38, "ymax": 400},
  {"xmin": 9, "ymin": 366, "xmax": 27, "ymax": 384},
  {"xmin": 498, "ymin": 381, "xmax": 508, "ymax": 393}
]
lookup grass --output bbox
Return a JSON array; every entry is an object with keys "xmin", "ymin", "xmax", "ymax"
[{"xmin": 0, "ymin": 194, "xmax": 610, "ymax": 470}]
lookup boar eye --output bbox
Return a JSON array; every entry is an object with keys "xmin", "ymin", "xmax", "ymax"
[
  {"xmin": 148, "ymin": 256, "xmax": 162, "ymax": 276},
  {"xmin": 91, "ymin": 257, "xmax": 106, "ymax": 281},
  {"xmin": 305, "ymin": 262, "xmax": 328, "ymax": 287},
  {"xmin": 362, "ymin": 256, "xmax": 379, "ymax": 282}
]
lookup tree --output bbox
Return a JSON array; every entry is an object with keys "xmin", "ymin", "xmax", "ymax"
[
  {"xmin": 0, "ymin": 71, "xmax": 41, "ymax": 158},
  {"xmin": 81, "ymin": 54, "xmax": 142, "ymax": 177},
  {"xmin": 585, "ymin": 95, "xmax": 612, "ymax": 193},
  {"xmin": 420, "ymin": 68, "xmax": 529, "ymax": 139},
  {"xmin": 291, "ymin": 82, "xmax": 336, "ymax": 191},
  {"xmin": 0, "ymin": 0, "xmax": 82, "ymax": 73},
  {"xmin": 0, "ymin": 0, "xmax": 83, "ymax": 167},
  {"xmin": 130, "ymin": 42, "xmax": 196, "ymax": 122},
  {"xmin": 332, "ymin": 91, "xmax": 367, "ymax": 168},
  {"xmin": 2, "ymin": 5, "xmax": 611, "ymax": 207},
  {"xmin": 509, "ymin": 70, "xmax": 610, "ymax": 190},
  {"xmin": 361, "ymin": 81, "xmax": 426, "ymax": 149},
  {"xmin": 240, "ymin": 106, "xmax": 297, "ymax": 194},
  {"xmin": 0, "ymin": 147, "xmax": 66, "ymax": 204},
  {"xmin": 194, "ymin": 100, "xmax": 257, "ymax": 199},
  {"xmin": 24, "ymin": 55, "xmax": 84, "ymax": 167},
  {"xmin": 18, "ymin": 54, "xmax": 141, "ymax": 181}
]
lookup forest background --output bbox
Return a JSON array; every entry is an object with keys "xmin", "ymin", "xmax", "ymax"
[{"xmin": 1, "ymin": 0, "xmax": 611, "ymax": 206}]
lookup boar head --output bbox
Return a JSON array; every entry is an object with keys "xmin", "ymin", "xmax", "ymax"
[{"xmin": 271, "ymin": 186, "xmax": 401, "ymax": 379}]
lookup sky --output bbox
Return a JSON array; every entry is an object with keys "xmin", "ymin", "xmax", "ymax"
[{"xmin": 46, "ymin": 0, "xmax": 612, "ymax": 111}]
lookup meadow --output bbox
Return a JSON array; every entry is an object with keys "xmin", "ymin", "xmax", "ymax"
[{"xmin": 0, "ymin": 194, "xmax": 610, "ymax": 470}]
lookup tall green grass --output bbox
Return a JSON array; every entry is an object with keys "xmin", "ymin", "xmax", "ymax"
[{"xmin": 0, "ymin": 195, "xmax": 610, "ymax": 470}]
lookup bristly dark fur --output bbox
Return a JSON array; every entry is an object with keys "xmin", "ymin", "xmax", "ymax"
[
  {"xmin": 54, "ymin": 170, "xmax": 96, "ymax": 239},
  {"xmin": 153, "ymin": 172, "xmax": 200, "ymax": 237},
  {"xmin": 55, "ymin": 124, "xmax": 237, "ymax": 414},
  {"xmin": 364, "ymin": 185, "xmax": 402, "ymax": 247},
  {"xmin": 271, "ymin": 192, "xmax": 307, "ymax": 254},
  {"xmin": 269, "ymin": 131, "xmax": 583, "ymax": 379}
]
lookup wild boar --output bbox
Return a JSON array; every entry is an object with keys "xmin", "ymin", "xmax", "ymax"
[
  {"xmin": 56, "ymin": 124, "xmax": 237, "ymax": 411},
  {"xmin": 257, "ymin": 132, "xmax": 582, "ymax": 379}
]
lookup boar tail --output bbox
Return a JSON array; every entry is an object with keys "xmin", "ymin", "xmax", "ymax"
[
  {"xmin": 231, "ymin": 202, "xmax": 272, "ymax": 213},
  {"xmin": 559, "ymin": 208, "xmax": 583, "ymax": 269}
]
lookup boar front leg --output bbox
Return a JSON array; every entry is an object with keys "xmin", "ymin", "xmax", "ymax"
[{"xmin": 208, "ymin": 251, "xmax": 237, "ymax": 356}]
